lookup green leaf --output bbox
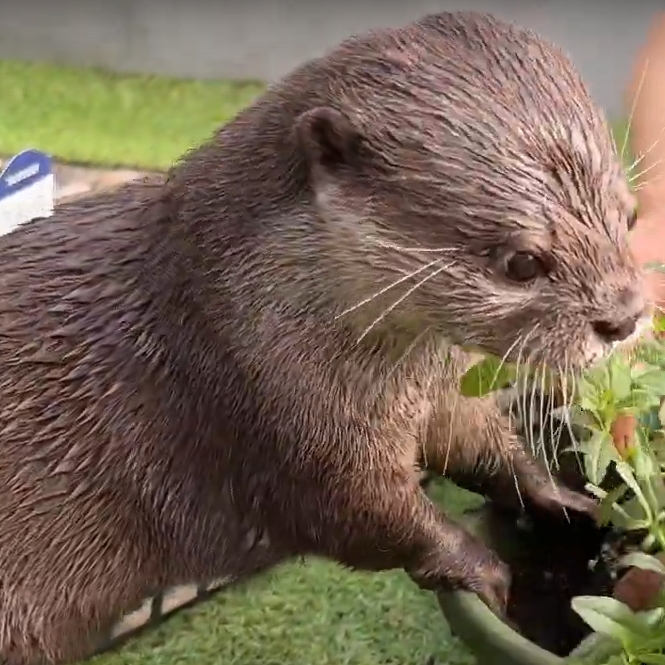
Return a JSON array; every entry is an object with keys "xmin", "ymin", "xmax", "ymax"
[
  {"xmin": 586, "ymin": 364, "xmax": 611, "ymax": 389},
  {"xmin": 651, "ymin": 433, "xmax": 665, "ymax": 465},
  {"xmin": 640, "ymin": 406, "xmax": 664, "ymax": 434},
  {"xmin": 659, "ymin": 402, "xmax": 665, "ymax": 430},
  {"xmin": 644, "ymin": 472, "xmax": 665, "ymax": 515},
  {"xmin": 633, "ymin": 363, "xmax": 660, "ymax": 380},
  {"xmin": 577, "ymin": 373, "xmax": 606, "ymax": 412},
  {"xmin": 635, "ymin": 370, "xmax": 665, "ymax": 397},
  {"xmin": 570, "ymin": 596, "xmax": 642, "ymax": 643},
  {"xmin": 620, "ymin": 494, "xmax": 653, "ymax": 527},
  {"xmin": 631, "ymin": 440, "xmax": 660, "ymax": 480},
  {"xmin": 565, "ymin": 404, "xmax": 598, "ymax": 430},
  {"xmin": 608, "ymin": 356, "xmax": 633, "ymax": 401},
  {"xmin": 638, "ymin": 606, "xmax": 665, "ymax": 629},
  {"xmin": 646, "ymin": 261, "xmax": 665, "ymax": 274},
  {"xmin": 632, "ymin": 612, "xmax": 665, "ymax": 659},
  {"xmin": 583, "ymin": 483, "xmax": 609, "ymax": 501},
  {"xmin": 616, "ymin": 461, "xmax": 654, "ymax": 522},
  {"xmin": 566, "ymin": 631, "xmax": 625, "ymax": 665},
  {"xmin": 620, "ymin": 552, "xmax": 665, "ymax": 575},
  {"xmin": 586, "ymin": 483, "xmax": 631, "ymax": 528},
  {"xmin": 632, "ymin": 340, "xmax": 665, "ymax": 369},
  {"xmin": 616, "ymin": 389, "xmax": 661, "ymax": 415},
  {"xmin": 654, "ymin": 314, "xmax": 665, "ymax": 335},
  {"xmin": 580, "ymin": 430, "xmax": 621, "ymax": 486},
  {"xmin": 459, "ymin": 356, "xmax": 516, "ymax": 397}
]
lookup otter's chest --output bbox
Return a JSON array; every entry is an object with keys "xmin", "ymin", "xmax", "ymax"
[{"xmin": 386, "ymin": 350, "xmax": 448, "ymax": 434}]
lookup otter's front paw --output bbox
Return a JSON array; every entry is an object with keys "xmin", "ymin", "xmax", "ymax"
[
  {"xmin": 526, "ymin": 480, "xmax": 599, "ymax": 525},
  {"xmin": 408, "ymin": 533, "xmax": 511, "ymax": 616}
]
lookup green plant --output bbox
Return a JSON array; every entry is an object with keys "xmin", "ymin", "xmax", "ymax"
[
  {"xmin": 571, "ymin": 586, "xmax": 665, "ymax": 665},
  {"xmin": 459, "ymin": 308, "xmax": 665, "ymax": 664},
  {"xmin": 571, "ymin": 351, "xmax": 665, "ymax": 549}
]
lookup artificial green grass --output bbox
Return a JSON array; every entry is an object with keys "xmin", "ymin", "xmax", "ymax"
[
  {"xmin": 0, "ymin": 60, "xmax": 265, "ymax": 170},
  {"xmin": 90, "ymin": 481, "xmax": 482, "ymax": 665}
]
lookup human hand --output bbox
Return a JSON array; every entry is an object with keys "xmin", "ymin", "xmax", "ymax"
[
  {"xmin": 630, "ymin": 214, "xmax": 665, "ymax": 307},
  {"xmin": 610, "ymin": 214, "xmax": 665, "ymax": 453}
]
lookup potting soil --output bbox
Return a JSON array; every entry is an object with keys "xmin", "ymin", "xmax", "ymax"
[{"xmin": 492, "ymin": 507, "xmax": 622, "ymax": 656}]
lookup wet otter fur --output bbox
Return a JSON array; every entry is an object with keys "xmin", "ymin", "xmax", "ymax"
[{"xmin": 0, "ymin": 11, "xmax": 649, "ymax": 664}]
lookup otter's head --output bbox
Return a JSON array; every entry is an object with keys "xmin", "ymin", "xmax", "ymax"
[{"xmin": 292, "ymin": 11, "xmax": 650, "ymax": 371}]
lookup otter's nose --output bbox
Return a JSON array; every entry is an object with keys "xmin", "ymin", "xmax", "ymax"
[
  {"xmin": 592, "ymin": 316, "xmax": 638, "ymax": 343},
  {"xmin": 592, "ymin": 289, "xmax": 646, "ymax": 343}
]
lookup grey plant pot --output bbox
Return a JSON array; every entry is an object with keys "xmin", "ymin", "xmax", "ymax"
[{"xmin": 437, "ymin": 503, "xmax": 621, "ymax": 665}]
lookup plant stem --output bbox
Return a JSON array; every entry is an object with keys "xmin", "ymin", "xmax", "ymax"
[{"xmin": 656, "ymin": 526, "xmax": 665, "ymax": 552}]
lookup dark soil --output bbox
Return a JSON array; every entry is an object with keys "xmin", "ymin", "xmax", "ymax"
[
  {"xmin": 485, "ymin": 395, "xmax": 637, "ymax": 655},
  {"xmin": 484, "ymin": 505, "xmax": 629, "ymax": 657}
]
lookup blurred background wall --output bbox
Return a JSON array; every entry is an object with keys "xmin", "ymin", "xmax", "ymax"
[{"xmin": 0, "ymin": 0, "xmax": 661, "ymax": 117}]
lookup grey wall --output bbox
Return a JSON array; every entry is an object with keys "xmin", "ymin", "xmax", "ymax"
[{"xmin": 0, "ymin": 0, "xmax": 662, "ymax": 117}]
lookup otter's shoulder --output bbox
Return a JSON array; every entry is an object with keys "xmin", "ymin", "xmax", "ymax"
[{"xmin": 0, "ymin": 177, "xmax": 166, "ymax": 350}]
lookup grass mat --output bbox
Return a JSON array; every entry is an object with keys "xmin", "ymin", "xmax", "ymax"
[
  {"xmin": 0, "ymin": 60, "xmax": 265, "ymax": 170},
  {"xmin": 89, "ymin": 481, "xmax": 482, "ymax": 665}
]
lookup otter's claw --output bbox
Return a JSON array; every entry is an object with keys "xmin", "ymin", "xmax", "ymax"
[
  {"xmin": 466, "ymin": 558, "xmax": 511, "ymax": 617},
  {"xmin": 408, "ymin": 530, "xmax": 511, "ymax": 618}
]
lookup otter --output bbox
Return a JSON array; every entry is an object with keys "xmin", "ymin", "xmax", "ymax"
[{"xmin": 0, "ymin": 11, "xmax": 649, "ymax": 664}]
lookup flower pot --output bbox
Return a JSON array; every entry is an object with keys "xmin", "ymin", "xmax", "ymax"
[{"xmin": 437, "ymin": 503, "xmax": 621, "ymax": 665}]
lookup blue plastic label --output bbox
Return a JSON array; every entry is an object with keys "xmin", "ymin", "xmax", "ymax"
[{"xmin": 0, "ymin": 149, "xmax": 53, "ymax": 201}]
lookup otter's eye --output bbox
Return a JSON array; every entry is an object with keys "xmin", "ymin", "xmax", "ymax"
[
  {"xmin": 627, "ymin": 209, "xmax": 638, "ymax": 231},
  {"xmin": 505, "ymin": 252, "xmax": 543, "ymax": 283}
]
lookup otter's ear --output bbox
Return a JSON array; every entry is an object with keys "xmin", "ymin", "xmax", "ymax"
[{"xmin": 295, "ymin": 107, "xmax": 364, "ymax": 173}]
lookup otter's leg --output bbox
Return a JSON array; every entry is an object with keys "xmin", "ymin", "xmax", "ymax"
[
  {"xmin": 420, "ymin": 391, "xmax": 598, "ymax": 520},
  {"xmin": 300, "ymin": 464, "xmax": 511, "ymax": 616}
]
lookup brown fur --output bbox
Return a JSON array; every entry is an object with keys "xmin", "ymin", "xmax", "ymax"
[{"xmin": 0, "ymin": 11, "xmax": 648, "ymax": 664}]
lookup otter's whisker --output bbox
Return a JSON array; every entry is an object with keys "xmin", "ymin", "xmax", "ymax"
[
  {"xmin": 550, "ymin": 362, "xmax": 567, "ymax": 463},
  {"xmin": 508, "ymin": 340, "xmax": 524, "ymax": 432},
  {"xmin": 536, "ymin": 363, "xmax": 563, "ymax": 512},
  {"xmin": 635, "ymin": 172, "xmax": 664, "ymax": 192},
  {"xmin": 511, "ymin": 333, "xmax": 530, "ymax": 433},
  {"xmin": 516, "ymin": 323, "xmax": 540, "ymax": 427},
  {"xmin": 629, "ymin": 155, "xmax": 665, "ymax": 184},
  {"xmin": 525, "ymin": 349, "xmax": 543, "ymax": 458},
  {"xmin": 510, "ymin": 456, "xmax": 525, "ymax": 513},
  {"xmin": 489, "ymin": 332, "xmax": 525, "ymax": 395},
  {"xmin": 563, "ymin": 357, "xmax": 585, "ymax": 476},
  {"xmin": 538, "ymin": 361, "xmax": 558, "ymax": 473},
  {"xmin": 622, "ymin": 57, "xmax": 650, "ymax": 165},
  {"xmin": 385, "ymin": 327, "xmax": 432, "ymax": 383},
  {"xmin": 355, "ymin": 263, "xmax": 450, "ymax": 345},
  {"xmin": 506, "ymin": 385, "xmax": 515, "ymax": 432},
  {"xmin": 653, "ymin": 304, "xmax": 665, "ymax": 319},
  {"xmin": 627, "ymin": 121, "xmax": 665, "ymax": 175},
  {"xmin": 548, "ymin": 366, "xmax": 562, "ymax": 470},
  {"xmin": 372, "ymin": 226, "xmax": 447, "ymax": 252},
  {"xmin": 527, "ymin": 354, "xmax": 541, "ymax": 460},
  {"xmin": 516, "ymin": 353, "xmax": 531, "ymax": 455},
  {"xmin": 335, "ymin": 257, "xmax": 444, "ymax": 321},
  {"xmin": 373, "ymin": 238, "xmax": 455, "ymax": 255},
  {"xmin": 538, "ymin": 358, "xmax": 571, "ymax": 523}
]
